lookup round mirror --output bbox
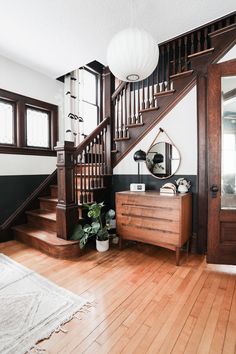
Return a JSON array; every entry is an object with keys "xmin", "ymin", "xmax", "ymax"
[{"xmin": 146, "ymin": 142, "xmax": 181, "ymax": 179}]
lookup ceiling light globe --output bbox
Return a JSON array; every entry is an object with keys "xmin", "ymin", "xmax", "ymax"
[{"xmin": 107, "ymin": 27, "xmax": 159, "ymax": 82}]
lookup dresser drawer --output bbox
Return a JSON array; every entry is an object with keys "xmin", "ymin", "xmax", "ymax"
[
  {"xmin": 117, "ymin": 222, "xmax": 180, "ymax": 246},
  {"xmin": 116, "ymin": 213, "xmax": 180, "ymax": 233},
  {"xmin": 116, "ymin": 191, "xmax": 192, "ymax": 265},
  {"xmin": 116, "ymin": 200, "xmax": 180, "ymax": 221},
  {"xmin": 116, "ymin": 193, "xmax": 181, "ymax": 210}
]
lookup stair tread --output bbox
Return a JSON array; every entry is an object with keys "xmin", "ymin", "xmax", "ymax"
[
  {"xmin": 139, "ymin": 106, "xmax": 159, "ymax": 113},
  {"xmin": 13, "ymin": 224, "xmax": 79, "ymax": 246},
  {"xmin": 38, "ymin": 196, "xmax": 58, "ymax": 202},
  {"xmin": 26, "ymin": 209, "xmax": 56, "ymax": 221}
]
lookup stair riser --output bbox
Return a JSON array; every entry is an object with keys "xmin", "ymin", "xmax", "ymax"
[
  {"xmin": 27, "ymin": 215, "xmax": 56, "ymax": 232},
  {"xmin": 50, "ymin": 187, "xmax": 58, "ymax": 198},
  {"xmin": 40, "ymin": 200, "xmax": 57, "ymax": 211},
  {"xmin": 14, "ymin": 230, "xmax": 81, "ymax": 259}
]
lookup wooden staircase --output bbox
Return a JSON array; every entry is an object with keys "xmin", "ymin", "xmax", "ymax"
[
  {"xmin": 110, "ymin": 11, "xmax": 236, "ymax": 166},
  {"xmin": 12, "ymin": 118, "xmax": 111, "ymax": 258},
  {"xmin": 7, "ymin": 11, "xmax": 236, "ymax": 258}
]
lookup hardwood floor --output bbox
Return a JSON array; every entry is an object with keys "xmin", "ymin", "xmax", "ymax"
[{"xmin": 1, "ymin": 241, "xmax": 236, "ymax": 354}]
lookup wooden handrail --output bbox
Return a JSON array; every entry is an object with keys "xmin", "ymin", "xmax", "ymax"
[
  {"xmin": 74, "ymin": 116, "xmax": 111, "ymax": 156},
  {"xmin": 0, "ymin": 170, "xmax": 57, "ymax": 237},
  {"xmin": 111, "ymin": 82, "xmax": 127, "ymax": 101}
]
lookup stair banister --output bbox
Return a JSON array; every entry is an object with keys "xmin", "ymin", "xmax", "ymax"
[
  {"xmin": 56, "ymin": 117, "xmax": 111, "ymax": 240},
  {"xmin": 55, "ymin": 141, "xmax": 78, "ymax": 240}
]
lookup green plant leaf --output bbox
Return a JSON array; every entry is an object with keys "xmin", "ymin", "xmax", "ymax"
[
  {"xmin": 91, "ymin": 221, "xmax": 100, "ymax": 234},
  {"xmin": 71, "ymin": 224, "xmax": 84, "ymax": 240},
  {"xmin": 97, "ymin": 227, "xmax": 109, "ymax": 241}
]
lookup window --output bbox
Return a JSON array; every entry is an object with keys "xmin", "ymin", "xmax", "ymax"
[
  {"xmin": 0, "ymin": 99, "xmax": 15, "ymax": 145},
  {"xmin": 0, "ymin": 89, "xmax": 58, "ymax": 155},
  {"xmin": 79, "ymin": 68, "xmax": 100, "ymax": 136},
  {"xmin": 26, "ymin": 107, "xmax": 50, "ymax": 148}
]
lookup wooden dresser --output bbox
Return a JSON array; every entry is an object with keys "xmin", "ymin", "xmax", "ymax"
[{"xmin": 116, "ymin": 191, "xmax": 192, "ymax": 265}]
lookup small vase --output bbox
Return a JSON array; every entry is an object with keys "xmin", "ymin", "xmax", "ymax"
[
  {"xmin": 178, "ymin": 185, "xmax": 188, "ymax": 193},
  {"xmin": 96, "ymin": 239, "xmax": 109, "ymax": 252}
]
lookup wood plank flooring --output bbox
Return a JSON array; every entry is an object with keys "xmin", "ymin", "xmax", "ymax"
[{"xmin": 1, "ymin": 240, "xmax": 236, "ymax": 354}]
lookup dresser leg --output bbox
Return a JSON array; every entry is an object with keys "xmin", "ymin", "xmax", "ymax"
[
  {"xmin": 119, "ymin": 236, "xmax": 123, "ymax": 250},
  {"xmin": 176, "ymin": 247, "xmax": 180, "ymax": 266},
  {"xmin": 186, "ymin": 240, "xmax": 190, "ymax": 256}
]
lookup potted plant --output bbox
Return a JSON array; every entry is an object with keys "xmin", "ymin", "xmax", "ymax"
[{"xmin": 71, "ymin": 202, "xmax": 115, "ymax": 252}]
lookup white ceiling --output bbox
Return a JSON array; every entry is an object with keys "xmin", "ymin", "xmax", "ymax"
[{"xmin": 0, "ymin": 0, "xmax": 235, "ymax": 78}]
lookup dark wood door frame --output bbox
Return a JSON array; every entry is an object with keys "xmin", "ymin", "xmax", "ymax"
[
  {"xmin": 197, "ymin": 73, "xmax": 208, "ymax": 253},
  {"xmin": 197, "ymin": 57, "xmax": 236, "ymax": 254}
]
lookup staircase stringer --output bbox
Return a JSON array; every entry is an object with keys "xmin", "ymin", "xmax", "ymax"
[{"xmin": 114, "ymin": 75, "xmax": 197, "ymax": 167}]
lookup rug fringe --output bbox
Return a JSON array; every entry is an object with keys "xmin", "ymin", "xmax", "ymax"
[{"xmin": 27, "ymin": 300, "xmax": 96, "ymax": 353}]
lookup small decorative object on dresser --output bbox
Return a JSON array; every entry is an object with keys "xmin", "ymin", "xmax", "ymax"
[
  {"xmin": 175, "ymin": 178, "xmax": 191, "ymax": 193},
  {"xmin": 160, "ymin": 182, "xmax": 177, "ymax": 194},
  {"xmin": 116, "ymin": 191, "xmax": 192, "ymax": 265}
]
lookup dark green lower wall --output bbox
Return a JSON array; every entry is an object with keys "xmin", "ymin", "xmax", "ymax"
[
  {"xmin": 0, "ymin": 175, "xmax": 48, "ymax": 224},
  {"xmin": 111, "ymin": 174, "xmax": 197, "ymax": 233}
]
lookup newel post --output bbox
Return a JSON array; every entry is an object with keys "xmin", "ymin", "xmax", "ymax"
[{"xmin": 55, "ymin": 141, "xmax": 78, "ymax": 240}]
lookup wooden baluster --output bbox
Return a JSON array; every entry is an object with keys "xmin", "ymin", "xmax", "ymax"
[
  {"xmin": 101, "ymin": 130, "xmax": 105, "ymax": 185},
  {"xmin": 120, "ymin": 90, "xmax": 124, "ymax": 137},
  {"xmin": 95, "ymin": 135, "xmax": 101, "ymax": 189},
  {"xmin": 184, "ymin": 36, "xmax": 188, "ymax": 72},
  {"xmin": 211, "ymin": 24, "xmax": 215, "ymax": 33},
  {"xmin": 103, "ymin": 127, "xmax": 107, "ymax": 175},
  {"xmin": 166, "ymin": 43, "xmax": 170, "ymax": 90},
  {"xmin": 226, "ymin": 18, "xmax": 230, "ymax": 26},
  {"xmin": 197, "ymin": 30, "xmax": 201, "ymax": 52},
  {"xmin": 129, "ymin": 83, "xmax": 132, "ymax": 124},
  {"xmin": 178, "ymin": 38, "xmax": 182, "ymax": 73},
  {"xmin": 55, "ymin": 141, "xmax": 78, "ymax": 240},
  {"xmin": 162, "ymin": 45, "xmax": 165, "ymax": 83},
  {"xmin": 151, "ymin": 71, "xmax": 155, "ymax": 107},
  {"xmin": 172, "ymin": 41, "xmax": 176, "ymax": 77},
  {"xmin": 82, "ymin": 146, "xmax": 89, "ymax": 201},
  {"xmin": 124, "ymin": 84, "xmax": 128, "ymax": 135},
  {"xmin": 89, "ymin": 141, "xmax": 94, "ymax": 193},
  {"xmin": 84, "ymin": 150, "xmax": 87, "ymax": 203},
  {"xmin": 115, "ymin": 97, "xmax": 119, "ymax": 138},
  {"xmin": 78, "ymin": 153, "xmax": 83, "ymax": 204},
  {"xmin": 190, "ymin": 33, "xmax": 194, "ymax": 54},
  {"xmin": 142, "ymin": 79, "xmax": 145, "ymax": 109},
  {"xmin": 146, "ymin": 77, "xmax": 150, "ymax": 109},
  {"xmin": 94, "ymin": 138, "xmax": 98, "ymax": 197},
  {"xmin": 203, "ymin": 28, "xmax": 208, "ymax": 50},
  {"xmin": 137, "ymin": 81, "xmax": 141, "ymax": 118},
  {"xmin": 218, "ymin": 20, "xmax": 222, "ymax": 30},
  {"xmin": 132, "ymin": 83, "xmax": 136, "ymax": 123}
]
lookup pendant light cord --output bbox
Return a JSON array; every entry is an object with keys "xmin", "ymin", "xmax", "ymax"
[{"xmin": 130, "ymin": 0, "xmax": 135, "ymax": 28}]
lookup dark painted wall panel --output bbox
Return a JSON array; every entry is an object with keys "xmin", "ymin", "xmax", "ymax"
[
  {"xmin": 111, "ymin": 174, "xmax": 197, "ymax": 232},
  {"xmin": 0, "ymin": 175, "xmax": 48, "ymax": 223}
]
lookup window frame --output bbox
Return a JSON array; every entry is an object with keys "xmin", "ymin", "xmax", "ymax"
[
  {"xmin": 79, "ymin": 67, "xmax": 101, "ymax": 126},
  {"xmin": 0, "ymin": 88, "xmax": 58, "ymax": 156}
]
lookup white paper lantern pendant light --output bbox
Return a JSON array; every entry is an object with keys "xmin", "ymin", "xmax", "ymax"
[{"xmin": 107, "ymin": 1, "xmax": 159, "ymax": 82}]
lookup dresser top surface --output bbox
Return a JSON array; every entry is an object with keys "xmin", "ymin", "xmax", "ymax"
[{"xmin": 116, "ymin": 191, "xmax": 191, "ymax": 199}]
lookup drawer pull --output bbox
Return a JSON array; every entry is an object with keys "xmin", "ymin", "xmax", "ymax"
[
  {"xmin": 120, "ymin": 223, "xmax": 179, "ymax": 234},
  {"xmin": 121, "ymin": 212, "xmax": 174, "ymax": 222}
]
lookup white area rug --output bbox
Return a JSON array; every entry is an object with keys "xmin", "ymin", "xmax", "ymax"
[{"xmin": 0, "ymin": 253, "xmax": 89, "ymax": 354}]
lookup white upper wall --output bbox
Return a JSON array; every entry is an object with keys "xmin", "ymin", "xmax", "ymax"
[
  {"xmin": 114, "ymin": 44, "xmax": 236, "ymax": 177},
  {"xmin": 0, "ymin": 55, "xmax": 64, "ymax": 175},
  {"xmin": 114, "ymin": 86, "xmax": 197, "ymax": 176},
  {"xmin": 0, "ymin": 0, "xmax": 235, "ymax": 77}
]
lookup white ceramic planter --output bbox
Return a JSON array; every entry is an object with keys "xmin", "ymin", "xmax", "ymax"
[{"xmin": 96, "ymin": 239, "xmax": 109, "ymax": 252}]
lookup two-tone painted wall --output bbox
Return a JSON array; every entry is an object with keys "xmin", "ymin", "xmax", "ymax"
[{"xmin": 0, "ymin": 55, "xmax": 64, "ymax": 223}]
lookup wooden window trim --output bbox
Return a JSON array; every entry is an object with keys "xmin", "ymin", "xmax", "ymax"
[{"xmin": 0, "ymin": 88, "xmax": 58, "ymax": 156}]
